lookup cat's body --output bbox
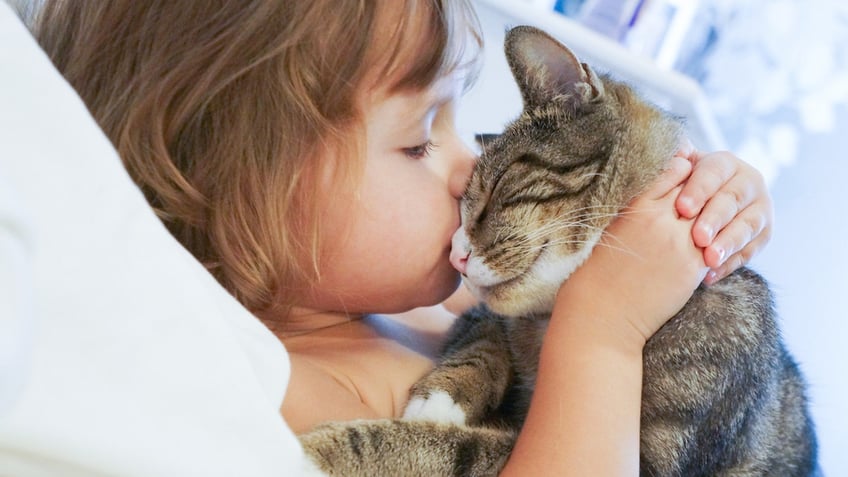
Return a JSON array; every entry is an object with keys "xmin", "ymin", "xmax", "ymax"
[{"xmin": 300, "ymin": 26, "xmax": 817, "ymax": 476}]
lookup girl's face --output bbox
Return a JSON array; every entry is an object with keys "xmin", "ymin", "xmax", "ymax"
[{"xmin": 306, "ymin": 74, "xmax": 476, "ymax": 314}]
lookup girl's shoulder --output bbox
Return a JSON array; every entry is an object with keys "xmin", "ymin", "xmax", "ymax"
[
  {"xmin": 282, "ymin": 349, "xmax": 379, "ymax": 433},
  {"xmin": 281, "ymin": 308, "xmax": 456, "ymax": 433}
]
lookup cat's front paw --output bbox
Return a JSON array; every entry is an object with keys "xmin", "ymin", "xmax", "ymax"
[{"xmin": 402, "ymin": 390, "xmax": 467, "ymax": 425}]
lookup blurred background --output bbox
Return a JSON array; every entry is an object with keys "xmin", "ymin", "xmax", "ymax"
[{"xmin": 460, "ymin": 1, "xmax": 847, "ymax": 475}]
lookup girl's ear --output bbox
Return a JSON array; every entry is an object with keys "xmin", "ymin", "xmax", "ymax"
[{"xmin": 504, "ymin": 25, "xmax": 604, "ymax": 111}]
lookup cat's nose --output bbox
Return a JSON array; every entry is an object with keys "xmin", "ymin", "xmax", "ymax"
[
  {"xmin": 451, "ymin": 249, "xmax": 470, "ymax": 274},
  {"xmin": 450, "ymin": 229, "xmax": 471, "ymax": 274}
]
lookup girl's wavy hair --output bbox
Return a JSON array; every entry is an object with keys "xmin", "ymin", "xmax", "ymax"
[{"xmin": 33, "ymin": 0, "xmax": 482, "ymax": 319}]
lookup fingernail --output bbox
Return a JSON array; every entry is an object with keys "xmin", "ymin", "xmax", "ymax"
[
  {"xmin": 714, "ymin": 246, "xmax": 726, "ymax": 265},
  {"xmin": 673, "ymin": 156, "xmax": 691, "ymax": 173},
  {"xmin": 705, "ymin": 270, "xmax": 718, "ymax": 285},
  {"xmin": 666, "ymin": 157, "xmax": 685, "ymax": 175}
]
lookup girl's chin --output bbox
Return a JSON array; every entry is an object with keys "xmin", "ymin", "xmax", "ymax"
[{"xmin": 422, "ymin": 269, "xmax": 464, "ymax": 307}]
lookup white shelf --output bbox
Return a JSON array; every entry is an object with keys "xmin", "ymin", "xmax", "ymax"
[{"xmin": 459, "ymin": 0, "xmax": 726, "ymax": 152}]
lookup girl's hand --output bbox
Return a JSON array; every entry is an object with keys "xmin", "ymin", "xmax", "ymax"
[
  {"xmin": 557, "ymin": 156, "xmax": 708, "ymax": 345},
  {"xmin": 674, "ymin": 150, "xmax": 773, "ymax": 285}
]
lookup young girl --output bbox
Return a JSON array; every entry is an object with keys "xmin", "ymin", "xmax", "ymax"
[{"xmin": 33, "ymin": 0, "xmax": 773, "ymax": 474}]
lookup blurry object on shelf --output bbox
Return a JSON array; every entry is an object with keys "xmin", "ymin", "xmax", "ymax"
[
  {"xmin": 522, "ymin": 0, "xmax": 559, "ymax": 9},
  {"xmin": 573, "ymin": 0, "xmax": 642, "ymax": 42},
  {"xmin": 623, "ymin": 0, "xmax": 698, "ymax": 70},
  {"xmin": 685, "ymin": 0, "xmax": 848, "ymax": 183},
  {"xmin": 553, "ymin": 0, "xmax": 586, "ymax": 17},
  {"xmin": 554, "ymin": 0, "xmax": 699, "ymax": 70}
]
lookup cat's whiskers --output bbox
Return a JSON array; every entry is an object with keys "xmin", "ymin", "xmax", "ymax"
[
  {"xmin": 594, "ymin": 230, "xmax": 643, "ymax": 259},
  {"xmin": 522, "ymin": 209, "xmax": 617, "ymax": 240},
  {"xmin": 509, "ymin": 207, "xmax": 645, "ymax": 262},
  {"xmin": 523, "ymin": 203, "xmax": 681, "ymax": 245}
]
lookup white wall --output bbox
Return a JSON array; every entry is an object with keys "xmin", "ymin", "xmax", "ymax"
[{"xmin": 750, "ymin": 110, "xmax": 848, "ymax": 477}]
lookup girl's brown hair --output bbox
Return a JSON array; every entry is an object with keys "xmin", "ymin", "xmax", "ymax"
[{"xmin": 33, "ymin": 0, "xmax": 481, "ymax": 320}]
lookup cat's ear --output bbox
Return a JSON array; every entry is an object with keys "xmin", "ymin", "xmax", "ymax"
[
  {"xmin": 474, "ymin": 133, "xmax": 501, "ymax": 149},
  {"xmin": 504, "ymin": 26, "xmax": 604, "ymax": 110}
]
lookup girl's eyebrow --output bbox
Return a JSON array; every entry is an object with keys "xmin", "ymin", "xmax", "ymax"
[
  {"xmin": 383, "ymin": 97, "xmax": 434, "ymax": 137},
  {"xmin": 420, "ymin": 73, "xmax": 461, "ymax": 109},
  {"xmin": 402, "ymin": 92, "xmax": 444, "ymax": 124},
  {"xmin": 412, "ymin": 86, "xmax": 455, "ymax": 127}
]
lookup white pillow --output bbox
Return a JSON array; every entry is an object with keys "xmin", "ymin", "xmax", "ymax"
[{"xmin": 0, "ymin": 4, "xmax": 309, "ymax": 476}]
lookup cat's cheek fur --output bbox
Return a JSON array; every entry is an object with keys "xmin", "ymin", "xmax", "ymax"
[
  {"xmin": 402, "ymin": 390, "xmax": 468, "ymax": 425},
  {"xmin": 485, "ymin": 232, "xmax": 601, "ymax": 317}
]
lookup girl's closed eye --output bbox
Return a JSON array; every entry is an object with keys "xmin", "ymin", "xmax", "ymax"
[{"xmin": 403, "ymin": 140, "xmax": 436, "ymax": 160}]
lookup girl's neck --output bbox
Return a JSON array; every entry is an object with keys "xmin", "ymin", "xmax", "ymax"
[{"xmin": 263, "ymin": 306, "xmax": 369, "ymax": 343}]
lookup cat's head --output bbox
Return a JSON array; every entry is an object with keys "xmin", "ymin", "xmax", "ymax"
[{"xmin": 453, "ymin": 26, "xmax": 683, "ymax": 317}]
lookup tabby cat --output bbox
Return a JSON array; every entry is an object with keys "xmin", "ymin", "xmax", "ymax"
[{"xmin": 299, "ymin": 25, "xmax": 818, "ymax": 477}]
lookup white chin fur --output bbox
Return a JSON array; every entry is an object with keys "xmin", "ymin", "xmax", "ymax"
[{"xmin": 465, "ymin": 255, "xmax": 505, "ymax": 287}]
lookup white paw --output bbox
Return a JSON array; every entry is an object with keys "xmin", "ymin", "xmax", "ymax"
[{"xmin": 402, "ymin": 390, "xmax": 467, "ymax": 425}]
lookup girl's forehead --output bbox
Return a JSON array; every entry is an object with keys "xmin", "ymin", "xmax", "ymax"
[
  {"xmin": 362, "ymin": 77, "xmax": 463, "ymax": 145},
  {"xmin": 366, "ymin": 72, "xmax": 463, "ymax": 112},
  {"xmin": 422, "ymin": 74, "xmax": 465, "ymax": 108}
]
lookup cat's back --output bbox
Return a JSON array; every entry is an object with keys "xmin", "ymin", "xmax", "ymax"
[
  {"xmin": 644, "ymin": 267, "xmax": 782, "ymax": 403},
  {"xmin": 640, "ymin": 267, "xmax": 817, "ymax": 475}
]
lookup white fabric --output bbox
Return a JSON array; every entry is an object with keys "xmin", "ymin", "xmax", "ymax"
[{"xmin": 0, "ymin": 4, "xmax": 311, "ymax": 475}]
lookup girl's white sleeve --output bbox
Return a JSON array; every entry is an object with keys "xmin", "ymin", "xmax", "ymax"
[{"xmin": 0, "ymin": 4, "xmax": 317, "ymax": 476}]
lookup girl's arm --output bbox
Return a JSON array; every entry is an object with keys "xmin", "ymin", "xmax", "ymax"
[{"xmin": 500, "ymin": 151, "xmax": 771, "ymax": 476}]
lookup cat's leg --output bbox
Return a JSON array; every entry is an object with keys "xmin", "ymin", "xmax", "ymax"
[
  {"xmin": 404, "ymin": 305, "xmax": 513, "ymax": 426},
  {"xmin": 299, "ymin": 419, "xmax": 515, "ymax": 477}
]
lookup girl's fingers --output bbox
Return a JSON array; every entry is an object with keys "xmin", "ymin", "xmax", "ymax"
[
  {"xmin": 691, "ymin": 174, "xmax": 759, "ymax": 248},
  {"xmin": 674, "ymin": 137, "xmax": 695, "ymax": 161},
  {"xmin": 665, "ymin": 147, "xmax": 772, "ymax": 283},
  {"xmin": 675, "ymin": 151, "xmax": 737, "ymax": 218},
  {"xmin": 645, "ymin": 156, "xmax": 692, "ymax": 200},
  {"xmin": 704, "ymin": 230, "xmax": 771, "ymax": 285},
  {"xmin": 703, "ymin": 204, "xmax": 771, "ymax": 270}
]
